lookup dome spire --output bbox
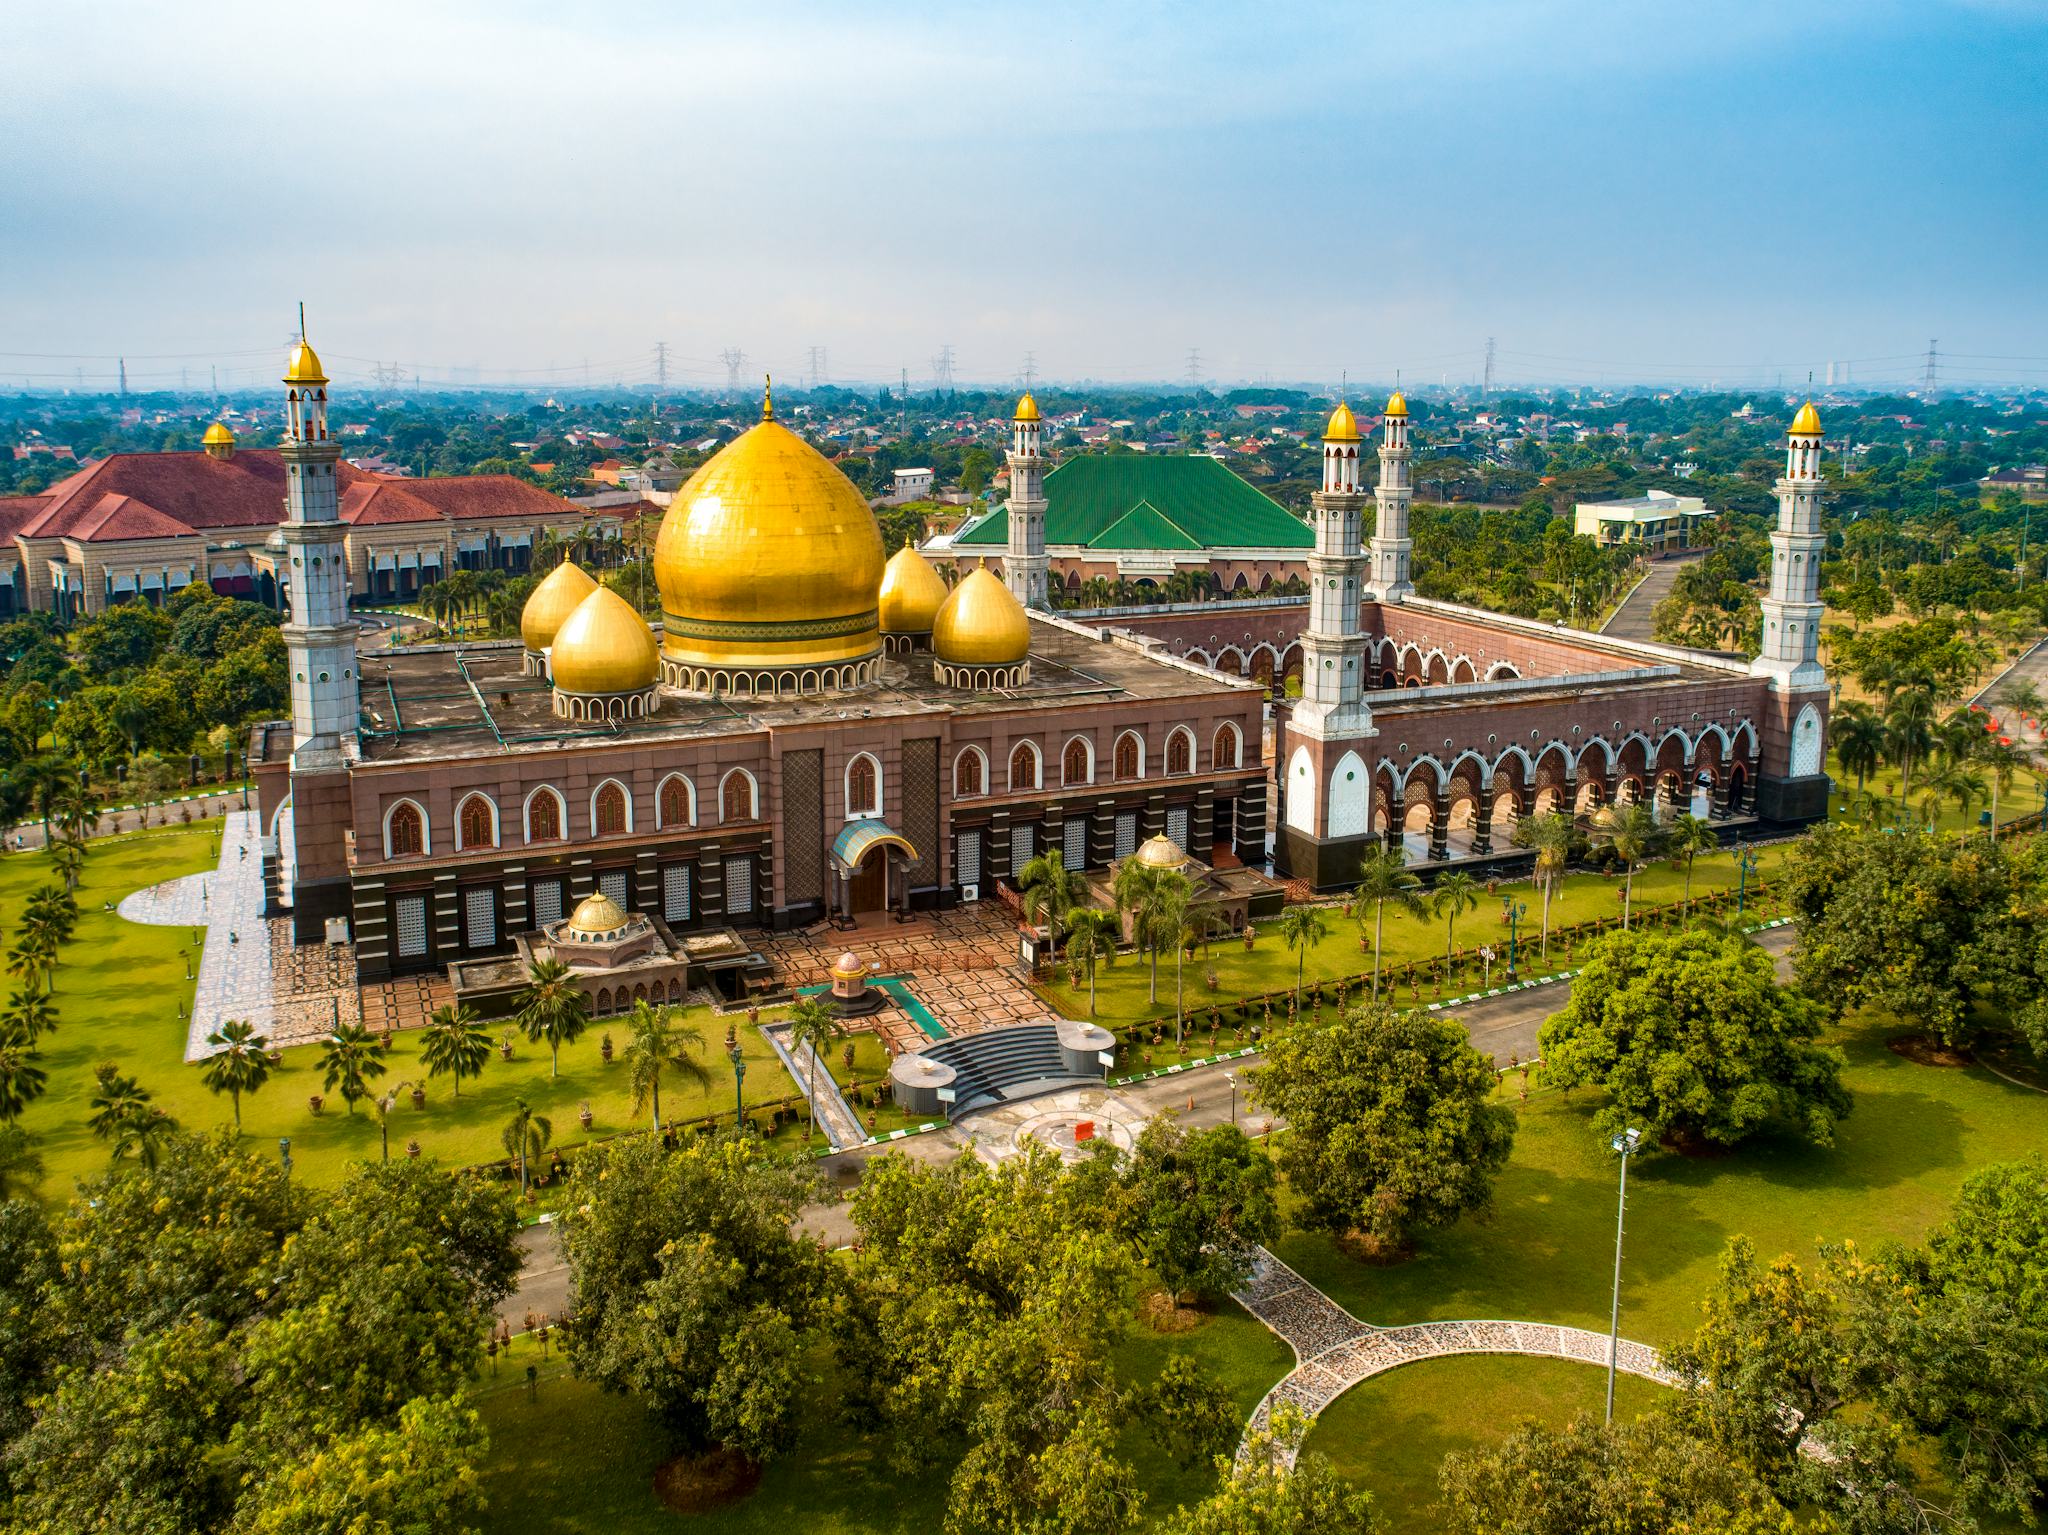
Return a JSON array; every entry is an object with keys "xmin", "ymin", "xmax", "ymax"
[{"xmin": 762, "ymin": 374, "xmax": 774, "ymax": 422}]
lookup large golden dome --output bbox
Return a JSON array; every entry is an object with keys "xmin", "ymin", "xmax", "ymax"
[
  {"xmin": 879, "ymin": 545, "xmax": 947, "ymax": 635},
  {"xmin": 550, "ymin": 586, "xmax": 658, "ymax": 695},
  {"xmin": 520, "ymin": 560, "xmax": 598, "ymax": 651},
  {"xmin": 654, "ymin": 399, "xmax": 885, "ymax": 671},
  {"xmin": 933, "ymin": 565, "xmax": 1030, "ymax": 665}
]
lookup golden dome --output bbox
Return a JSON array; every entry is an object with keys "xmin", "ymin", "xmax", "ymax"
[
  {"xmin": 1384, "ymin": 391, "xmax": 1408, "ymax": 418},
  {"xmin": 1324, "ymin": 401, "xmax": 1361, "ymax": 443},
  {"xmin": 550, "ymin": 586, "xmax": 658, "ymax": 695},
  {"xmin": 202, "ymin": 422, "xmax": 234, "ymax": 446},
  {"xmin": 520, "ymin": 560, "xmax": 598, "ymax": 652},
  {"xmin": 654, "ymin": 418, "xmax": 885, "ymax": 670},
  {"xmin": 879, "ymin": 545, "xmax": 948, "ymax": 634},
  {"xmin": 284, "ymin": 339, "xmax": 327, "ymax": 385},
  {"xmin": 932, "ymin": 565, "xmax": 1030, "ymax": 666},
  {"xmin": 1014, "ymin": 393, "xmax": 1041, "ymax": 423},
  {"xmin": 566, "ymin": 891, "xmax": 628, "ymax": 935},
  {"xmin": 1134, "ymin": 834, "xmax": 1188, "ymax": 871},
  {"xmin": 1790, "ymin": 400, "xmax": 1822, "ymax": 437}
]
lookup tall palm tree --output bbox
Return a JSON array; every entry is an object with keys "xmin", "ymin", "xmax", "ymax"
[
  {"xmin": 621, "ymin": 999, "xmax": 712, "ymax": 1134},
  {"xmin": 370, "ymin": 1081, "xmax": 414, "ymax": 1163},
  {"xmin": 1352, "ymin": 846, "xmax": 1425, "ymax": 998},
  {"xmin": 1885, "ymin": 688, "xmax": 1937, "ymax": 821},
  {"xmin": 1018, "ymin": 848, "xmax": 1083, "ymax": 968},
  {"xmin": 1512, "ymin": 812, "xmax": 1574, "ymax": 963},
  {"xmin": 1278, "ymin": 905, "xmax": 1329, "ymax": 1010},
  {"xmin": 1062, "ymin": 908, "xmax": 1120, "ymax": 1015},
  {"xmin": 784, "ymin": 996, "xmax": 843, "ymax": 1145},
  {"xmin": 1113, "ymin": 859, "xmax": 1186, "ymax": 1005},
  {"xmin": 0, "ymin": 989, "xmax": 55, "ymax": 1048},
  {"xmin": 201, "ymin": 1018, "xmax": 271, "ymax": 1129},
  {"xmin": 320, "ymin": 1023, "xmax": 387, "ymax": 1115},
  {"xmin": 516, "ymin": 957, "xmax": 590, "ymax": 1078},
  {"xmin": 1431, "ymin": 870, "xmax": 1483, "ymax": 972},
  {"xmin": 502, "ymin": 1099, "xmax": 553, "ymax": 1194},
  {"xmin": 0, "ymin": 1035, "xmax": 47, "ymax": 1123},
  {"xmin": 1593, "ymin": 802, "xmax": 1663, "ymax": 928},
  {"xmin": 1918, "ymin": 762, "xmax": 1984, "ymax": 829},
  {"xmin": 88, "ymin": 1063, "xmax": 176, "ymax": 1169},
  {"xmin": 1171, "ymin": 902, "xmax": 1221, "ymax": 1047},
  {"xmin": 420, "ymin": 1002, "xmax": 492, "ymax": 1099},
  {"xmin": 1979, "ymin": 738, "xmax": 2027, "ymax": 836},
  {"xmin": 1664, "ymin": 814, "xmax": 1719, "ymax": 918},
  {"xmin": 1829, "ymin": 699, "xmax": 1885, "ymax": 794},
  {"xmin": 0, "ymin": 1124, "xmax": 43, "ymax": 1201}
]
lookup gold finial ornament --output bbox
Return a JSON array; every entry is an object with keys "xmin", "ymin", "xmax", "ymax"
[
  {"xmin": 762, "ymin": 375, "xmax": 774, "ymax": 421},
  {"xmin": 1324, "ymin": 401, "xmax": 1361, "ymax": 442},
  {"xmin": 1789, "ymin": 399, "xmax": 1822, "ymax": 437}
]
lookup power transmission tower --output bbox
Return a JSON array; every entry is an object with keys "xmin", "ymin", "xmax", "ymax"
[
  {"xmin": 1483, "ymin": 337, "xmax": 1496, "ymax": 397},
  {"xmin": 931, "ymin": 344, "xmax": 955, "ymax": 394},
  {"xmin": 1184, "ymin": 348, "xmax": 1203, "ymax": 390},
  {"xmin": 654, "ymin": 341, "xmax": 669, "ymax": 391},
  {"xmin": 118, "ymin": 358, "xmax": 127, "ymax": 397},
  {"xmin": 806, "ymin": 346, "xmax": 826, "ymax": 388},
  {"xmin": 1923, "ymin": 339, "xmax": 1938, "ymax": 393},
  {"xmin": 900, "ymin": 368, "xmax": 909, "ymax": 437},
  {"xmin": 720, "ymin": 349, "xmax": 746, "ymax": 399}
]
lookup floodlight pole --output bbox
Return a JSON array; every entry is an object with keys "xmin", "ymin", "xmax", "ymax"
[{"xmin": 1606, "ymin": 1126, "xmax": 1640, "ymax": 1424}]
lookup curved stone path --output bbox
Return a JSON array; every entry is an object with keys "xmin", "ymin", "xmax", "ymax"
[{"xmin": 1233, "ymin": 1248, "xmax": 1675, "ymax": 1465}]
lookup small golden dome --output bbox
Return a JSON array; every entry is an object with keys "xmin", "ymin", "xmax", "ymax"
[
  {"xmin": 566, "ymin": 891, "xmax": 628, "ymax": 935},
  {"xmin": 1324, "ymin": 401, "xmax": 1361, "ymax": 443},
  {"xmin": 932, "ymin": 565, "xmax": 1030, "ymax": 666},
  {"xmin": 520, "ymin": 561, "xmax": 598, "ymax": 652},
  {"xmin": 284, "ymin": 339, "xmax": 327, "ymax": 385},
  {"xmin": 832, "ymin": 951, "xmax": 863, "ymax": 976},
  {"xmin": 1790, "ymin": 400, "xmax": 1822, "ymax": 437},
  {"xmin": 1134, "ymin": 834, "xmax": 1188, "ymax": 871},
  {"xmin": 879, "ymin": 545, "xmax": 948, "ymax": 634},
  {"xmin": 202, "ymin": 422, "xmax": 234, "ymax": 446},
  {"xmin": 550, "ymin": 586, "xmax": 659, "ymax": 695},
  {"xmin": 1383, "ymin": 391, "xmax": 1408, "ymax": 418},
  {"xmin": 1014, "ymin": 393, "xmax": 1041, "ymax": 423}
]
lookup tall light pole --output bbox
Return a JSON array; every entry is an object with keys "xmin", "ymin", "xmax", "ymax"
[
  {"xmin": 1606, "ymin": 1126, "xmax": 1641, "ymax": 1424},
  {"xmin": 725, "ymin": 1021, "xmax": 746, "ymax": 1130},
  {"xmin": 1501, "ymin": 895, "xmax": 1526, "ymax": 980},
  {"xmin": 1224, "ymin": 1071, "xmax": 1238, "ymax": 1126},
  {"xmin": 1733, "ymin": 844, "xmax": 1761, "ymax": 918}
]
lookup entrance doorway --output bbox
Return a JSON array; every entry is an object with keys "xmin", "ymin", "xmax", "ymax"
[{"xmin": 848, "ymin": 851, "xmax": 888, "ymax": 913}]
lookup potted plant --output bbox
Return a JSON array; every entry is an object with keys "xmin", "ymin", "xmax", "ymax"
[
  {"xmin": 600, "ymin": 1032, "xmax": 614, "ymax": 1063},
  {"xmin": 578, "ymin": 1102, "xmax": 594, "ymax": 1131},
  {"xmin": 499, "ymin": 1031, "xmax": 515, "ymax": 1061},
  {"xmin": 308, "ymin": 1092, "xmax": 324, "ymax": 1114},
  {"xmin": 266, "ymin": 1047, "xmax": 284, "ymax": 1066},
  {"xmin": 406, "ymin": 1138, "xmax": 421, "ymax": 1158},
  {"xmin": 410, "ymin": 1084, "xmax": 426, "ymax": 1109}
]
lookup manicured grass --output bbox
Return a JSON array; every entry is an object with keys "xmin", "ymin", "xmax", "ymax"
[
  {"xmin": 1827, "ymin": 752, "xmax": 2047, "ymax": 836},
  {"xmin": 4, "ymin": 825, "xmax": 803, "ymax": 1198},
  {"xmin": 1303, "ymin": 1354, "xmax": 1672, "ymax": 1527},
  {"xmin": 471, "ymin": 1295, "xmax": 1296, "ymax": 1534}
]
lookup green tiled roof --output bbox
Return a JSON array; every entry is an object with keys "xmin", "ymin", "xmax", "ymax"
[{"xmin": 956, "ymin": 454, "xmax": 1311, "ymax": 552}]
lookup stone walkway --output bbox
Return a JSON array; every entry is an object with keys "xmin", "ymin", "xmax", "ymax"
[{"xmin": 1232, "ymin": 1247, "xmax": 1674, "ymax": 1465}]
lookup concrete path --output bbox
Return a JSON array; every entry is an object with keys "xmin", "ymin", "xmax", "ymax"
[{"xmin": 1600, "ymin": 552, "xmax": 1701, "ymax": 642}]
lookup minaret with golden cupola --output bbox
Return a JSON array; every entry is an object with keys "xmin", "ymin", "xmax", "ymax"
[
  {"xmin": 1753, "ymin": 400, "xmax": 1828, "ymax": 691},
  {"xmin": 1290, "ymin": 401, "xmax": 1374, "ymax": 738},
  {"xmin": 1004, "ymin": 392, "xmax": 1050, "ymax": 609},
  {"xmin": 277, "ymin": 308, "xmax": 359, "ymax": 756},
  {"xmin": 1368, "ymin": 391, "xmax": 1413, "ymax": 602}
]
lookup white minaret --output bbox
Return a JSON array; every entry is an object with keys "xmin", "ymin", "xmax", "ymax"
[
  {"xmin": 1368, "ymin": 391, "xmax": 1413, "ymax": 601},
  {"xmin": 1291, "ymin": 402, "xmax": 1374, "ymax": 739},
  {"xmin": 1753, "ymin": 400, "xmax": 1827, "ymax": 691},
  {"xmin": 278, "ymin": 312, "xmax": 360, "ymax": 757},
  {"xmin": 1004, "ymin": 392, "xmax": 1050, "ymax": 609}
]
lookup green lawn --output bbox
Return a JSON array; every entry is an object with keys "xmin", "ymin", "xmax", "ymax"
[
  {"xmin": 1303, "ymin": 1354, "xmax": 1672, "ymax": 1527},
  {"xmin": 5, "ymin": 825, "xmax": 803, "ymax": 1198},
  {"xmin": 472, "ymin": 1294, "xmax": 1295, "ymax": 1534}
]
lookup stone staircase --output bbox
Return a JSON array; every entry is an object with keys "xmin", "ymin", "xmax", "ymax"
[{"xmin": 917, "ymin": 1023, "xmax": 1102, "ymax": 1120}]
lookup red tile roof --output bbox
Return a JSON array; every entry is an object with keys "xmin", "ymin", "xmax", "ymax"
[
  {"xmin": 71, "ymin": 493, "xmax": 200, "ymax": 543},
  {"xmin": 0, "ymin": 497, "xmax": 48, "ymax": 541}
]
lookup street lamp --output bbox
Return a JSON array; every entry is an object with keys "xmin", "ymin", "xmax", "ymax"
[
  {"xmin": 1733, "ymin": 843, "xmax": 1762, "ymax": 918},
  {"xmin": 1501, "ymin": 896, "xmax": 1526, "ymax": 980},
  {"xmin": 1606, "ymin": 1126, "xmax": 1641, "ymax": 1424},
  {"xmin": 1224, "ymin": 1071, "xmax": 1238, "ymax": 1126},
  {"xmin": 278, "ymin": 1136, "xmax": 293, "ymax": 1182},
  {"xmin": 725, "ymin": 1022, "xmax": 746, "ymax": 1131}
]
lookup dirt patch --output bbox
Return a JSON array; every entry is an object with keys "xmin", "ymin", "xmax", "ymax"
[
  {"xmin": 653, "ymin": 1447, "xmax": 762, "ymax": 1514},
  {"xmin": 1336, "ymin": 1230, "xmax": 1415, "ymax": 1266},
  {"xmin": 1887, "ymin": 1034, "xmax": 1975, "ymax": 1068},
  {"xmin": 1140, "ymin": 1289, "xmax": 1210, "ymax": 1334}
]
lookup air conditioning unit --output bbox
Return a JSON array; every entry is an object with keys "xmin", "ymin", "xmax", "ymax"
[{"xmin": 959, "ymin": 882, "xmax": 980, "ymax": 903}]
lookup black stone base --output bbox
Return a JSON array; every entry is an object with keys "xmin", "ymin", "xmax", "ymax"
[
  {"xmin": 1276, "ymin": 828, "xmax": 1381, "ymax": 892},
  {"xmin": 1752, "ymin": 772, "xmax": 1832, "ymax": 826},
  {"xmin": 289, "ymin": 878, "xmax": 352, "ymax": 945}
]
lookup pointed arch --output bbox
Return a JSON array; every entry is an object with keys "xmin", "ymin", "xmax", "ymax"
[
  {"xmin": 1062, "ymin": 735, "xmax": 1094, "ymax": 787},
  {"xmin": 1285, "ymin": 745, "xmax": 1317, "ymax": 834},
  {"xmin": 383, "ymin": 798, "xmax": 428, "ymax": 859},
  {"xmin": 1164, "ymin": 726, "xmax": 1194, "ymax": 776},
  {"xmin": 845, "ymin": 752, "xmax": 882, "ymax": 818},
  {"xmin": 953, "ymin": 745, "xmax": 988, "ymax": 799},
  {"xmin": 1790, "ymin": 704, "xmax": 1824, "ymax": 777},
  {"xmin": 1113, "ymin": 730, "xmax": 1145, "ymax": 781},
  {"xmin": 523, "ymin": 785, "xmax": 565, "ymax": 845},
  {"xmin": 721, "ymin": 768, "xmax": 759, "ymax": 824},
  {"xmin": 1211, "ymin": 721, "xmax": 1242, "ymax": 771},
  {"xmin": 1009, "ymin": 740, "xmax": 1042, "ymax": 792},
  {"xmin": 1329, "ymin": 750, "xmax": 1369, "ymax": 837},
  {"xmin": 591, "ymin": 778, "xmax": 632, "ymax": 837},
  {"xmin": 455, "ymin": 792, "xmax": 497, "ymax": 851},
  {"xmin": 656, "ymin": 773, "xmax": 696, "ymax": 829}
]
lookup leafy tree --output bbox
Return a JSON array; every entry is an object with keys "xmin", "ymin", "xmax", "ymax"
[
  {"xmin": 0, "ymin": 1032, "xmax": 46, "ymax": 1123},
  {"xmin": 1512, "ymin": 811, "xmax": 1574, "ymax": 963},
  {"xmin": 516, "ymin": 955, "xmax": 590, "ymax": 1077},
  {"xmin": 235, "ymin": 1395, "xmax": 487, "ymax": 1535},
  {"xmin": 1063, "ymin": 906, "xmax": 1120, "ymax": 1013},
  {"xmin": 0, "ymin": 1123, "xmax": 44, "ymax": 1200},
  {"xmin": 318, "ymin": 1022, "xmax": 386, "ymax": 1114},
  {"xmin": 1831, "ymin": 698, "xmax": 1885, "ymax": 793},
  {"xmin": 87, "ymin": 1062, "xmax": 178, "ymax": 1167},
  {"xmin": 0, "ymin": 1197, "xmax": 56, "ymax": 1483},
  {"xmin": 620, "ymin": 998, "xmax": 712, "ymax": 1133},
  {"xmin": 1430, "ymin": 869, "xmax": 1482, "ymax": 969},
  {"xmin": 419, "ymin": 1001, "xmax": 491, "ymax": 1099},
  {"xmin": 1277, "ymin": 904, "xmax": 1328, "ymax": 1008},
  {"xmin": 200, "ymin": 1017, "xmax": 270, "ymax": 1129},
  {"xmin": 1134, "ymin": 1353, "xmax": 1242, "ymax": 1471},
  {"xmin": 1663, "ymin": 813, "xmax": 1718, "ymax": 916},
  {"xmin": 1253, "ymin": 1000, "xmax": 1514, "ymax": 1257},
  {"xmin": 1114, "ymin": 858, "xmax": 1189, "ymax": 1005},
  {"xmin": 1352, "ymin": 846, "xmax": 1424, "ymax": 998},
  {"xmin": 784, "ymin": 995, "xmax": 842, "ymax": 1144},
  {"xmin": 1019, "ymin": 847, "xmax": 1085, "ymax": 967},
  {"xmin": 1114, "ymin": 1117, "xmax": 1279, "ymax": 1304},
  {"xmin": 1540, "ymin": 928, "xmax": 1848, "ymax": 1150},
  {"xmin": 500, "ymin": 1098, "xmax": 552, "ymax": 1193},
  {"xmin": 1157, "ymin": 1408, "xmax": 1380, "ymax": 1535}
]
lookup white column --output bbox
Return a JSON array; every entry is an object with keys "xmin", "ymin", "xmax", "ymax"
[
  {"xmin": 1005, "ymin": 397, "xmax": 1050, "ymax": 609},
  {"xmin": 1291, "ymin": 404, "xmax": 1375, "ymax": 744},
  {"xmin": 1368, "ymin": 395, "xmax": 1414, "ymax": 601},
  {"xmin": 1753, "ymin": 406, "xmax": 1827, "ymax": 692}
]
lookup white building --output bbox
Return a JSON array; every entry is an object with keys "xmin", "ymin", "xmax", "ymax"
[
  {"xmin": 886, "ymin": 467, "xmax": 936, "ymax": 504},
  {"xmin": 1572, "ymin": 489, "xmax": 1714, "ymax": 552}
]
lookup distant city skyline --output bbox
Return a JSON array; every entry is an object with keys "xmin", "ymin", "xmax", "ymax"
[{"xmin": 4, "ymin": 1, "xmax": 2045, "ymax": 393}]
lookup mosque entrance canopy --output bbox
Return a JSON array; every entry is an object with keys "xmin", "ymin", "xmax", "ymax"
[
  {"xmin": 831, "ymin": 819, "xmax": 919, "ymax": 920},
  {"xmin": 831, "ymin": 819, "xmax": 917, "ymax": 871}
]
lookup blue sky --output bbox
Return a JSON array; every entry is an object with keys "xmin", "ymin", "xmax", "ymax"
[{"xmin": 3, "ymin": 0, "xmax": 2044, "ymax": 392}]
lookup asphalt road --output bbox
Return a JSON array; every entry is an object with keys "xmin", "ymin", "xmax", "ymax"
[{"xmin": 1600, "ymin": 552, "xmax": 1702, "ymax": 643}]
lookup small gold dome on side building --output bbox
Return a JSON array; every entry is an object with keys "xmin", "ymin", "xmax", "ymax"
[
  {"xmin": 201, "ymin": 422, "xmax": 235, "ymax": 461},
  {"xmin": 550, "ymin": 586, "xmax": 659, "ymax": 696},
  {"xmin": 1324, "ymin": 401, "xmax": 1361, "ymax": 442},
  {"xmin": 879, "ymin": 545, "xmax": 948, "ymax": 636},
  {"xmin": 1384, "ymin": 391, "xmax": 1408, "ymax": 418},
  {"xmin": 566, "ymin": 891, "xmax": 629, "ymax": 936},
  {"xmin": 520, "ymin": 560, "xmax": 598, "ymax": 652},
  {"xmin": 1134, "ymin": 833, "xmax": 1188, "ymax": 871},
  {"xmin": 1790, "ymin": 400, "xmax": 1822, "ymax": 437},
  {"xmin": 1014, "ymin": 392, "xmax": 1041, "ymax": 423},
  {"xmin": 933, "ymin": 565, "xmax": 1030, "ymax": 666}
]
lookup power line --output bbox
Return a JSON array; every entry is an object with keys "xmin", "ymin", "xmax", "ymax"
[
  {"xmin": 806, "ymin": 345, "xmax": 827, "ymax": 388},
  {"xmin": 1020, "ymin": 351, "xmax": 1037, "ymax": 390}
]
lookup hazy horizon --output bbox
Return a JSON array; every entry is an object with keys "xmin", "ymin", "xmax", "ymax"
[{"xmin": 5, "ymin": 1, "xmax": 2045, "ymax": 394}]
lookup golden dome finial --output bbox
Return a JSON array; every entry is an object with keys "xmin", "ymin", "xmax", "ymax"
[
  {"xmin": 1324, "ymin": 401, "xmax": 1361, "ymax": 442},
  {"xmin": 1789, "ymin": 399, "xmax": 1822, "ymax": 437},
  {"xmin": 762, "ymin": 375, "xmax": 774, "ymax": 422},
  {"xmin": 1013, "ymin": 392, "xmax": 1041, "ymax": 423},
  {"xmin": 284, "ymin": 302, "xmax": 327, "ymax": 385}
]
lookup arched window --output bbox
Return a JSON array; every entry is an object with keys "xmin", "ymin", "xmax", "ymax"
[
  {"xmin": 1062, "ymin": 736, "xmax": 1092, "ymax": 787},
  {"xmin": 593, "ymin": 781, "xmax": 628, "ymax": 837},
  {"xmin": 1212, "ymin": 722, "xmax": 1241, "ymax": 770},
  {"xmin": 457, "ymin": 793, "xmax": 495, "ymax": 850},
  {"xmin": 722, "ymin": 770, "xmax": 757, "ymax": 824},
  {"xmin": 1114, "ymin": 731, "xmax": 1143, "ymax": 782},
  {"xmin": 657, "ymin": 774, "xmax": 694, "ymax": 829},
  {"xmin": 1165, "ymin": 728, "xmax": 1192, "ymax": 776},
  {"xmin": 846, "ymin": 754, "xmax": 880, "ymax": 818},
  {"xmin": 954, "ymin": 748, "xmax": 986, "ymax": 799},
  {"xmin": 526, "ymin": 787, "xmax": 564, "ymax": 844},
  {"xmin": 385, "ymin": 800, "xmax": 425, "ymax": 858},
  {"xmin": 1009, "ymin": 741, "xmax": 1040, "ymax": 792}
]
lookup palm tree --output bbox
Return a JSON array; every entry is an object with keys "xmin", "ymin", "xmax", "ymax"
[
  {"xmin": 516, "ymin": 957, "xmax": 591, "ymax": 1078},
  {"xmin": 0, "ymin": 1035, "xmax": 47, "ymax": 1122},
  {"xmin": 1431, "ymin": 870, "xmax": 1483, "ymax": 973},
  {"xmin": 1512, "ymin": 812, "xmax": 1574, "ymax": 964},
  {"xmin": 1112, "ymin": 859, "xmax": 1177, "ymax": 1004},
  {"xmin": 1918, "ymin": 762, "xmax": 1984, "ymax": 829},
  {"xmin": 1664, "ymin": 814, "xmax": 1719, "ymax": 919},
  {"xmin": 0, "ymin": 1125, "xmax": 43, "ymax": 1201},
  {"xmin": 370, "ymin": 1081, "xmax": 414, "ymax": 1163},
  {"xmin": 784, "ymin": 996, "xmax": 843, "ymax": 1145},
  {"xmin": 1018, "ymin": 848, "xmax": 1083, "ymax": 968},
  {"xmin": 1171, "ymin": 902, "xmax": 1221, "ymax": 1047},
  {"xmin": 1062, "ymin": 908, "xmax": 1120, "ymax": 1014},
  {"xmin": 1352, "ymin": 846, "xmax": 1424, "ymax": 998},
  {"xmin": 2003, "ymin": 678, "xmax": 2045, "ymax": 722},
  {"xmin": 49, "ymin": 838, "xmax": 84, "ymax": 894},
  {"xmin": 1830, "ymin": 699, "xmax": 1885, "ymax": 794},
  {"xmin": 320, "ymin": 1023, "xmax": 387, "ymax": 1115},
  {"xmin": 88, "ymin": 1064, "xmax": 176, "ymax": 1170},
  {"xmin": 200, "ymin": 1018, "xmax": 271, "ymax": 1129},
  {"xmin": 1979, "ymin": 738, "xmax": 2027, "ymax": 836},
  {"xmin": 502, "ymin": 1099, "xmax": 552, "ymax": 1193},
  {"xmin": 621, "ymin": 999, "xmax": 712, "ymax": 1134},
  {"xmin": 0, "ymin": 989, "xmax": 54, "ymax": 1048},
  {"xmin": 1593, "ymin": 801, "xmax": 1663, "ymax": 928},
  {"xmin": 1278, "ymin": 905, "xmax": 1329, "ymax": 1009},
  {"xmin": 1885, "ymin": 689, "xmax": 1938, "ymax": 822},
  {"xmin": 420, "ymin": 1002, "xmax": 491, "ymax": 1099}
]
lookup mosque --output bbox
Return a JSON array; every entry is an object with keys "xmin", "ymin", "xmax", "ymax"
[{"xmin": 249, "ymin": 334, "xmax": 1829, "ymax": 981}]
